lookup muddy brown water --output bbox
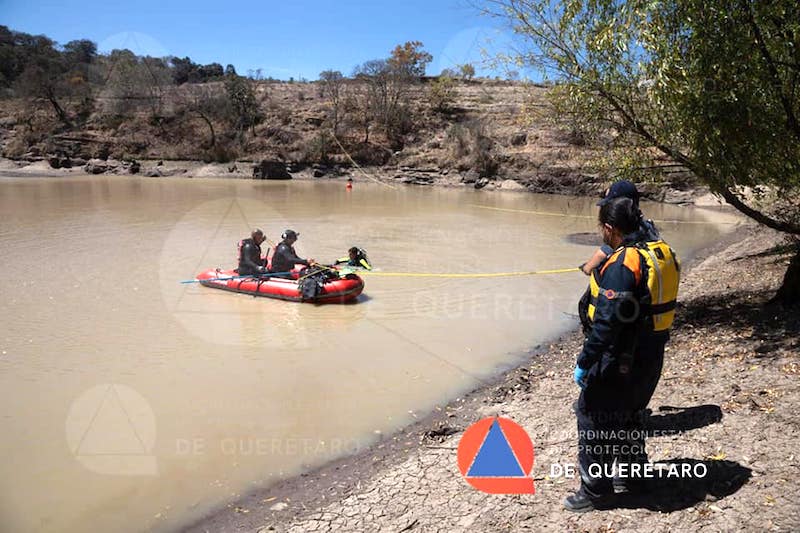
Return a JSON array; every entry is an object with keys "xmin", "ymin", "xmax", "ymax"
[{"xmin": 0, "ymin": 176, "xmax": 739, "ymax": 532}]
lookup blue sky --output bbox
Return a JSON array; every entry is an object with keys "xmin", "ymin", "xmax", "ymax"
[{"xmin": 1, "ymin": 0, "xmax": 520, "ymax": 80}]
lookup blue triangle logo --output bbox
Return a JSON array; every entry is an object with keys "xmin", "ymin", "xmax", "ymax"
[{"xmin": 467, "ymin": 419, "xmax": 525, "ymax": 477}]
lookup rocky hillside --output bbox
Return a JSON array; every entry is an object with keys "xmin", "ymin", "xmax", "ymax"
[{"xmin": 0, "ymin": 79, "xmax": 699, "ymax": 200}]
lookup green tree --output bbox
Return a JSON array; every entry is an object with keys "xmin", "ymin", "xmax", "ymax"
[
  {"xmin": 429, "ymin": 75, "xmax": 457, "ymax": 112},
  {"xmin": 170, "ymin": 56, "xmax": 197, "ymax": 84},
  {"xmin": 199, "ymin": 62, "xmax": 224, "ymax": 80},
  {"xmin": 459, "ymin": 63, "xmax": 476, "ymax": 80},
  {"xmin": 224, "ymin": 74, "xmax": 262, "ymax": 138},
  {"xmin": 63, "ymin": 39, "xmax": 97, "ymax": 65},
  {"xmin": 486, "ymin": 0, "xmax": 800, "ymax": 301},
  {"xmin": 0, "ymin": 27, "xmax": 54, "ymax": 88},
  {"xmin": 100, "ymin": 50, "xmax": 171, "ymax": 117},
  {"xmin": 13, "ymin": 36, "xmax": 73, "ymax": 126},
  {"xmin": 0, "ymin": 26, "xmax": 17, "ymax": 86}
]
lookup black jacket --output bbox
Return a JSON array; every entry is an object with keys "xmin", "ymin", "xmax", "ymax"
[
  {"xmin": 238, "ymin": 238, "xmax": 265, "ymax": 276},
  {"xmin": 270, "ymin": 242, "xmax": 309, "ymax": 273},
  {"xmin": 577, "ymin": 240, "xmax": 669, "ymax": 414},
  {"xmin": 577, "ymin": 242, "xmax": 652, "ymax": 372}
]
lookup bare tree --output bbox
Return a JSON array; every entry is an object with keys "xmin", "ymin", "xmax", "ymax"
[
  {"xmin": 353, "ymin": 59, "xmax": 409, "ymax": 144},
  {"xmin": 183, "ymin": 85, "xmax": 228, "ymax": 147},
  {"xmin": 351, "ymin": 42, "xmax": 433, "ymax": 146},
  {"xmin": 319, "ymin": 70, "xmax": 346, "ymax": 135},
  {"xmin": 343, "ymin": 84, "xmax": 374, "ymax": 144}
]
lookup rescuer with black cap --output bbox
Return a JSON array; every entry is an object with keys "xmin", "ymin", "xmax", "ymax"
[
  {"xmin": 270, "ymin": 229, "xmax": 316, "ymax": 276},
  {"xmin": 566, "ymin": 196, "xmax": 680, "ymax": 513},
  {"xmin": 580, "ymin": 180, "xmax": 660, "ymax": 275}
]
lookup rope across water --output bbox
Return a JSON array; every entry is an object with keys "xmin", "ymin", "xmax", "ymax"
[{"xmin": 354, "ymin": 267, "xmax": 581, "ymax": 278}]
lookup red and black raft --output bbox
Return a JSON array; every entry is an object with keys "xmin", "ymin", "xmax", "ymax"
[{"xmin": 194, "ymin": 267, "xmax": 364, "ymax": 303}]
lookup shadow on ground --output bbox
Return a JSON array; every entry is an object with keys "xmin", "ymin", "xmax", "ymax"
[
  {"xmin": 674, "ymin": 289, "xmax": 800, "ymax": 356},
  {"xmin": 611, "ymin": 459, "xmax": 752, "ymax": 512},
  {"xmin": 645, "ymin": 404, "xmax": 723, "ymax": 435},
  {"xmin": 588, "ymin": 405, "xmax": 748, "ymax": 512}
]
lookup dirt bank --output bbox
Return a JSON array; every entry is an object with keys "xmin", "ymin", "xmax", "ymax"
[
  {"xmin": 183, "ymin": 224, "xmax": 799, "ymax": 532},
  {"xmin": 0, "ymin": 156, "xmax": 722, "ymax": 209}
]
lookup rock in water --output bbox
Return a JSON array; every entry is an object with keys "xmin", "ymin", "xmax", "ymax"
[
  {"xmin": 84, "ymin": 160, "xmax": 108, "ymax": 174},
  {"xmin": 461, "ymin": 169, "xmax": 479, "ymax": 184},
  {"xmin": 500, "ymin": 179, "xmax": 525, "ymax": 190}
]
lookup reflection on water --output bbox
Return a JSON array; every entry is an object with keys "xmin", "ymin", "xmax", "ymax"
[{"xmin": 0, "ymin": 176, "xmax": 737, "ymax": 532}]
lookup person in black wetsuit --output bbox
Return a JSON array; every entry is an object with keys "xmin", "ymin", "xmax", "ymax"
[
  {"xmin": 237, "ymin": 229, "xmax": 268, "ymax": 276},
  {"xmin": 269, "ymin": 229, "xmax": 315, "ymax": 277}
]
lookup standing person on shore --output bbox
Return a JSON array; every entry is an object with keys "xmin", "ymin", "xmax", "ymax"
[
  {"xmin": 580, "ymin": 180, "xmax": 660, "ymax": 275},
  {"xmin": 567, "ymin": 197, "xmax": 680, "ymax": 512},
  {"xmin": 270, "ymin": 230, "xmax": 315, "ymax": 277},
  {"xmin": 237, "ymin": 229, "xmax": 268, "ymax": 276}
]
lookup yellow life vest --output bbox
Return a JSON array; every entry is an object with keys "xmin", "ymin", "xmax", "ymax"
[
  {"xmin": 587, "ymin": 240, "xmax": 680, "ymax": 332},
  {"xmin": 337, "ymin": 257, "xmax": 372, "ymax": 270}
]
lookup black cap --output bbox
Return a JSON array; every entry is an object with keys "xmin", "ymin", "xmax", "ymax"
[
  {"xmin": 597, "ymin": 180, "xmax": 640, "ymax": 207},
  {"xmin": 282, "ymin": 229, "xmax": 299, "ymax": 240}
]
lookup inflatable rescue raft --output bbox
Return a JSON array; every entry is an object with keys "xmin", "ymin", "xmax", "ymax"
[{"xmin": 195, "ymin": 267, "xmax": 364, "ymax": 303}]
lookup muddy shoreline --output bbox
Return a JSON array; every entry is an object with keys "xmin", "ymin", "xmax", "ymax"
[
  {"xmin": 0, "ymin": 156, "xmax": 726, "ymax": 208},
  {"xmin": 181, "ymin": 335, "xmax": 571, "ymax": 533},
  {"xmin": 182, "ymin": 219, "xmax": 779, "ymax": 532}
]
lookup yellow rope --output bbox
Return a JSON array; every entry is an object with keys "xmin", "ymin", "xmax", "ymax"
[
  {"xmin": 332, "ymin": 134, "xmax": 397, "ymax": 189},
  {"xmin": 647, "ymin": 218, "xmax": 739, "ymax": 225},
  {"xmin": 471, "ymin": 204, "xmax": 595, "ymax": 219},
  {"xmin": 359, "ymin": 267, "xmax": 580, "ymax": 278},
  {"xmin": 470, "ymin": 204, "xmax": 739, "ymax": 225}
]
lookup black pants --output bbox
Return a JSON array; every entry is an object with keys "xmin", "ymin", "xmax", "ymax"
[{"xmin": 575, "ymin": 334, "xmax": 667, "ymax": 498}]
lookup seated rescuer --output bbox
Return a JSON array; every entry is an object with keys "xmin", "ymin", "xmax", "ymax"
[
  {"xmin": 581, "ymin": 180, "xmax": 660, "ymax": 275},
  {"xmin": 237, "ymin": 229, "xmax": 268, "ymax": 276},
  {"xmin": 335, "ymin": 247, "xmax": 372, "ymax": 270},
  {"xmin": 566, "ymin": 196, "xmax": 680, "ymax": 513},
  {"xmin": 269, "ymin": 229, "xmax": 315, "ymax": 276}
]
